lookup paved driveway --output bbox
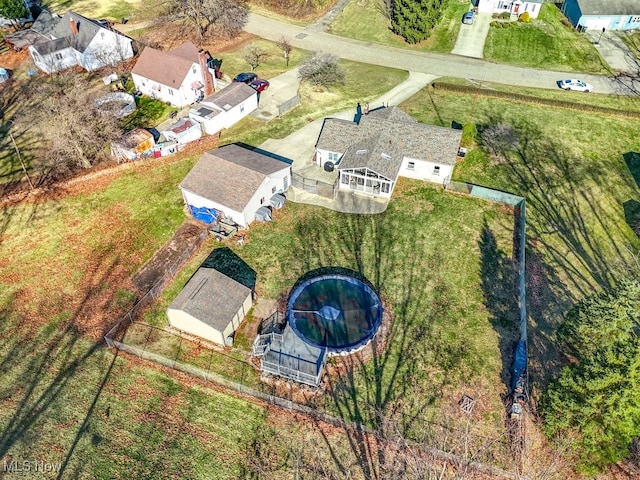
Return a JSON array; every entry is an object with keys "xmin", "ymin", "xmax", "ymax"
[
  {"xmin": 252, "ymin": 68, "xmax": 302, "ymax": 122},
  {"xmin": 451, "ymin": 13, "xmax": 492, "ymax": 58},
  {"xmin": 586, "ymin": 30, "xmax": 639, "ymax": 74}
]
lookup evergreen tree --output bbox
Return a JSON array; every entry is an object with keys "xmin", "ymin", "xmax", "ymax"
[
  {"xmin": 390, "ymin": 0, "xmax": 447, "ymax": 44},
  {"xmin": 0, "ymin": 0, "xmax": 28, "ymax": 25},
  {"xmin": 540, "ymin": 278, "xmax": 640, "ymax": 474}
]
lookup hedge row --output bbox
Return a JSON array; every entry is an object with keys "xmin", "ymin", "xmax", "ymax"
[{"xmin": 431, "ymin": 82, "xmax": 640, "ymax": 119}]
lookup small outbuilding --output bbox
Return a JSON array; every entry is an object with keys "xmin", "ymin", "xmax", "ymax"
[
  {"xmin": 189, "ymin": 82, "xmax": 258, "ymax": 135},
  {"xmin": 111, "ymin": 128, "xmax": 155, "ymax": 162},
  {"xmin": 162, "ymin": 117, "xmax": 202, "ymax": 145},
  {"xmin": 562, "ymin": 0, "xmax": 640, "ymax": 31},
  {"xmin": 179, "ymin": 144, "xmax": 291, "ymax": 227},
  {"xmin": 167, "ymin": 266, "xmax": 253, "ymax": 346}
]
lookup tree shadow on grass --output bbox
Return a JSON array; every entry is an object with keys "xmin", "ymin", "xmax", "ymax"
[
  {"xmin": 476, "ymin": 112, "xmax": 639, "ymax": 392},
  {"xmin": 278, "ymin": 198, "xmax": 500, "ymax": 477},
  {"xmin": 478, "ymin": 220, "xmax": 519, "ymax": 390},
  {"xmin": 0, "ymin": 252, "xmax": 129, "ymax": 476}
]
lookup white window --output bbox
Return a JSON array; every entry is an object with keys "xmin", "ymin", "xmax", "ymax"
[
  {"xmin": 433, "ymin": 165, "xmax": 441, "ymax": 175},
  {"xmin": 260, "ymin": 197, "xmax": 265, "ymax": 204},
  {"xmin": 100, "ymin": 32, "xmax": 105, "ymax": 39},
  {"xmin": 192, "ymin": 65, "xmax": 197, "ymax": 74},
  {"xmin": 168, "ymin": 88, "xmax": 174, "ymax": 95},
  {"xmin": 272, "ymin": 186, "xmax": 276, "ymax": 194},
  {"xmin": 382, "ymin": 183, "xmax": 390, "ymax": 193},
  {"xmin": 55, "ymin": 53, "xmax": 63, "ymax": 60},
  {"xmin": 341, "ymin": 174, "xmax": 349, "ymax": 184},
  {"xmin": 633, "ymin": 16, "xmax": 640, "ymax": 23},
  {"xmin": 240, "ymin": 104, "xmax": 245, "ymax": 113},
  {"xmin": 407, "ymin": 161, "xmax": 415, "ymax": 171}
]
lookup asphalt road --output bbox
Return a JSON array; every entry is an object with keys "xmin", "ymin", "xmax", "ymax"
[{"xmin": 245, "ymin": 13, "xmax": 639, "ymax": 96}]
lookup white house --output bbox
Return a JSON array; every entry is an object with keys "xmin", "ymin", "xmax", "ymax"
[
  {"xmin": 179, "ymin": 144, "xmax": 292, "ymax": 227},
  {"xmin": 26, "ymin": 10, "xmax": 134, "ymax": 74},
  {"xmin": 189, "ymin": 82, "xmax": 258, "ymax": 135},
  {"xmin": 167, "ymin": 266, "xmax": 253, "ymax": 346},
  {"xmin": 131, "ymin": 42, "xmax": 217, "ymax": 108},
  {"xmin": 562, "ymin": 0, "xmax": 640, "ymax": 31},
  {"xmin": 476, "ymin": 0, "xmax": 543, "ymax": 19},
  {"xmin": 314, "ymin": 107, "xmax": 462, "ymax": 198}
]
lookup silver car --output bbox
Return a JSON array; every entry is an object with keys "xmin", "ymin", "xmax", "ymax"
[
  {"xmin": 557, "ymin": 79, "xmax": 594, "ymax": 92},
  {"xmin": 462, "ymin": 11, "xmax": 475, "ymax": 25}
]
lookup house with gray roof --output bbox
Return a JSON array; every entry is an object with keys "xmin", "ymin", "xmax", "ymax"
[
  {"xmin": 167, "ymin": 265, "xmax": 253, "ymax": 346},
  {"xmin": 179, "ymin": 144, "xmax": 291, "ymax": 227},
  {"xmin": 315, "ymin": 107, "xmax": 462, "ymax": 198},
  {"xmin": 188, "ymin": 82, "xmax": 258, "ymax": 135},
  {"xmin": 22, "ymin": 10, "xmax": 134, "ymax": 74},
  {"xmin": 476, "ymin": 0, "xmax": 543, "ymax": 19},
  {"xmin": 131, "ymin": 42, "xmax": 217, "ymax": 108},
  {"xmin": 562, "ymin": 0, "xmax": 640, "ymax": 30}
]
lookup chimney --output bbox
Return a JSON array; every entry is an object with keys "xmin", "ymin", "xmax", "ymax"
[
  {"xmin": 70, "ymin": 18, "xmax": 78, "ymax": 35},
  {"xmin": 198, "ymin": 50, "xmax": 214, "ymax": 97}
]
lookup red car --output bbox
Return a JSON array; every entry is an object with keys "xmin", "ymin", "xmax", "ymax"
[{"xmin": 249, "ymin": 79, "xmax": 270, "ymax": 93}]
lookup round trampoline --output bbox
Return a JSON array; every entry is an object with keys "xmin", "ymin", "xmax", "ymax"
[{"xmin": 286, "ymin": 273, "xmax": 383, "ymax": 354}]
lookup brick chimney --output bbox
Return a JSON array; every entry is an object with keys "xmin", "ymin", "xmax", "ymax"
[
  {"xmin": 70, "ymin": 18, "xmax": 78, "ymax": 35},
  {"xmin": 198, "ymin": 50, "xmax": 214, "ymax": 97}
]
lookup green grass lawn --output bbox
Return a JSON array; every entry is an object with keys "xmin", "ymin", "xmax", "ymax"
[
  {"xmin": 484, "ymin": 3, "xmax": 609, "ymax": 73},
  {"xmin": 331, "ymin": 0, "xmax": 470, "ymax": 53},
  {"xmin": 401, "ymin": 84, "xmax": 640, "ymax": 395}
]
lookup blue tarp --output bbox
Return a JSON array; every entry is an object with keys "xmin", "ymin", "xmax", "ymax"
[
  {"xmin": 511, "ymin": 340, "xmax": 527, "ymax": 391},
  {"xmin": 189, "ymin": 205, "xmax": 219, "ymax": 225}
]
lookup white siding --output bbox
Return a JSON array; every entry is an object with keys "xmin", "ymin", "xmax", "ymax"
[
  {"xmin": 398, "ymin": 157, "xmax": 453, "ymax": 185},
  {"xmin": 82, "ymin": 30, "xmax": 133, "ymax": 71},
  {"xmin": 315, "ymin": 148, "xmax": 342, "ymax": 168},
  {"xmin": 221, "ymin": 94, "xmax": 258, "ymax": 128},
  {"xmin": 133, "ymin": 63, "xmax": 208, "ymax": 108},
  {"xmin": 181, "ymin": 189, "xmax": 245, "ymax": 226},
  {"xmin": 189, "ymin": 110, "xmax": 225, "ymax": 135},
  {"xmin": 477, "ymin": 0, "xmax": 541, "ymax": 19},
  {"xmin": 30, "ymin": 46, "xmax": 77, "ymax": 74},
  {"xmin": 241, "ymin": 167, "xmax": 291, "ymax": 225}
]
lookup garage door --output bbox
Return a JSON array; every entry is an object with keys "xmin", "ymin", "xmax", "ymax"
[{"xmin": 583, "ymin": 17, "xmax": 611, "ymax": 31}]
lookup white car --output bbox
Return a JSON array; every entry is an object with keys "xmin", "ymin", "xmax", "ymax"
[{"xmin": 557, "ymin": 79, "xmax": 593, "ymax": 92}]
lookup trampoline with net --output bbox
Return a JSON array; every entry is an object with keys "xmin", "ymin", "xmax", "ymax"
[{"xmin": 286, "ymin": 273, "xmax": 383, "ymax": 354}]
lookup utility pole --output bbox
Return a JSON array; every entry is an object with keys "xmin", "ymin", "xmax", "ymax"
[{"xmin": 8, "ymin": 130, "xmax": 34, "ymax": 190}]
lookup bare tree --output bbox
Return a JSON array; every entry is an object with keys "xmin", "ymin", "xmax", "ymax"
[
  {"xmin": 12, "ymin": 74, "xmax": 123, "ymax": 183},
  {"xmin": 243, "ymin": 46, "xmax": 269, "ymax": 72},
  {"xmin": 277, "ymin": 36, "xmax": 292, "ymax": 67},
  {"xmin": 170, "ymin": 0, "xmax": 248, "ymax": 39},
  {"xmin": 299, "ymin": 53, "xmax": 345, "ymax": 88}
]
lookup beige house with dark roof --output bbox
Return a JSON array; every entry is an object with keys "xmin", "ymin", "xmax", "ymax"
[
  {"xmin": 188, "ymin": 82, "xmax": 258, "ymax": 135},
  {"xmin": 131, "ymin": 42, "xmax": 216, "ymax": 108},
  {"xmin": 315, "ymin": 107, "xmax": 462, "ymax": 198},
  {"xmin": 167, "ymin": 266, "xmax": 253, "ymax": 346},
  {"xmin": 179, "ymin": 144, "xmax": 292, "ymax": 227}
]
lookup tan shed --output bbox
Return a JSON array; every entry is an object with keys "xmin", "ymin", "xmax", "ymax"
[{"xmin": 167, "ymin": 266, "xmax": 253, "ymax": 346}]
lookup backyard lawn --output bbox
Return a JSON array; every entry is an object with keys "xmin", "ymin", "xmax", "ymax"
[
  {"xmin": 484, "ymin": 3, "xmax": 609, "ymax": 73},
  {"xmin": 401, "ymin": 83, "xmax": 640, "ymax": 395}
]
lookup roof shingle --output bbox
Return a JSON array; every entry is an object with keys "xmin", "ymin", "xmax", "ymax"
[{"xmin": 179, "ymin": 144, "xmax": 291, "ymax": 212}]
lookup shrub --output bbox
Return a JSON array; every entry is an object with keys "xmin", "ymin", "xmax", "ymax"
[
  {"xmin": 490, "ymin": 21, "xmax": 498, "ymax": 27},
  {"xmin": 498, "ymin": 12, "xmax": 510, "ymax": 20},
  {"xmin": 299, "ymin": 53, "xmax": 345, "ymax": 88},
  {"xmin": 518, "ymin": 12, "xmax": 530, "ymax": 23}
]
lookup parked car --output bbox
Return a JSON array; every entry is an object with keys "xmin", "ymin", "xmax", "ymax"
[
  {"xmin": 249, "ymin": 78, "xmax": 270, "ymax": 92},
  {"xmin": 557, "ymin": 79, "xmax": 593, "ymax": 92},
  {"xmin": 233, "ymin": 72, "xmax": 258, "ymax": 84},
  {"xmin": 462, "ymin": 11, "xmax": 475, "ymax": 25}
]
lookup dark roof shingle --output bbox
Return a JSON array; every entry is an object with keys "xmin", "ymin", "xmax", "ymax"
[
  {"xmin": 179, "ymin": 144, "xmax": 290, "ymax": 212},
  {"xmin": 168, "ymin": 267, "xmax": 251, "ymax": 332},
  {"xmin": 316, "ymin": 107, "xmax": 462, "ymax": 174}
]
